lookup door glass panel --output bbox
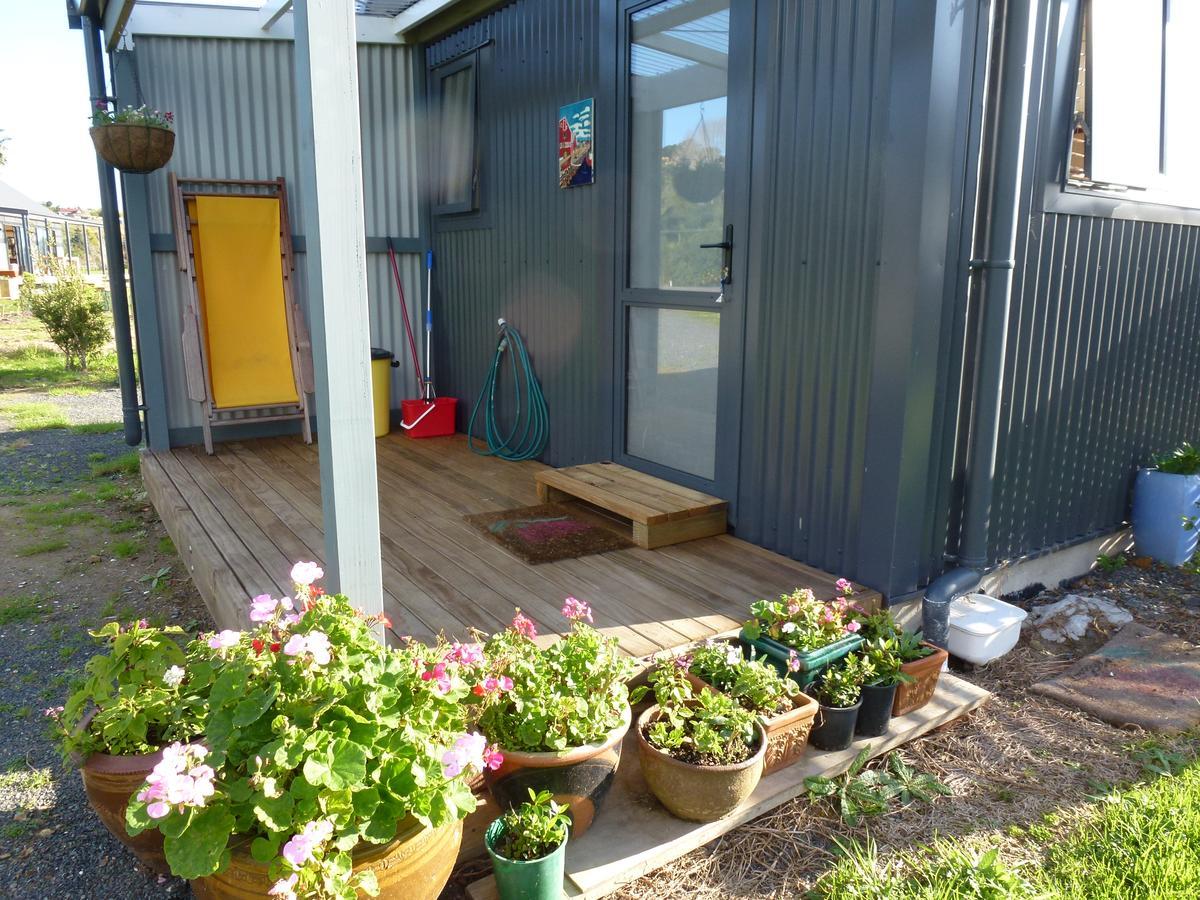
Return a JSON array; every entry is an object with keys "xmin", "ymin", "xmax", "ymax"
[
  {"xmin": 628, "ymin": 0, "xmax": 729, "ymax": 291},
  {"xmin": 626, "ymin": 306, "xmax": 720, "ymax": 479}
]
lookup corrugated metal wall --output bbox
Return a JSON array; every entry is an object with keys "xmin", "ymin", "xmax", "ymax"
[
  {"xmin": 124, "ymin": 36, "xmax": 424, "ymax": 433},
  {"xmin": 424, "ymin": 0, "xmax": 611, "ymax": 468},
  {"xmin": 733, "ymin": 0, "xmax": 894, "ymax": 579}
]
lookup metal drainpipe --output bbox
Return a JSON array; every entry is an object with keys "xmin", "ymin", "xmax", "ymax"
[
  {"xmin": 81, "ymin": 11, "xmax": 143, "ymax": 447},
  {"xmin": 922, "ymin": 0, "xmax": 1037, "ymax": 647}
]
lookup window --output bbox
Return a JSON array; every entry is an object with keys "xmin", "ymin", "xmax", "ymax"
[
  {"xmin": 1069, "ymin": 1, "xmax": 1200, "ymax": 204},
  {"xmin": 433, "ymin": 54, "xmax": 478, "ymax": 215},
  {"xmin": 85, "ymin": 225, "xmax": 105, "ymax": 274}
]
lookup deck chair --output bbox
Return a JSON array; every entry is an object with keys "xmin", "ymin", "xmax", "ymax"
[{"xmin": 170, "ymin": 176, "xmax": 315, "ymax": 454}]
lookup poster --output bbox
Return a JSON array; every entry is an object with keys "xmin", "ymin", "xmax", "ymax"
[{"xmin": 558, "ymin": 98, "xmax": 594, "ymax": 188}]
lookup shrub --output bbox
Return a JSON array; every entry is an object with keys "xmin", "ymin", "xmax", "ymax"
[
  {"xmin": 1154, "ymin": 442, "xmax": 1200, "ymax": 476},
  {"xmin": 20, "ymin": 266, "xmax": 110, "ymax": 371},
  {"xmin": 493, "ymin": 789, "xmax": 571, "ymax": 862}
]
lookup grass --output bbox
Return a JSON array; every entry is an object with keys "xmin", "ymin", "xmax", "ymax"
[
  {"xmin": 810, "ymin": 752, "xmax": 1200, "ymax": 900},
  {"xmin": 90, "ymin": 451, "xmax": 140, "ymax": 478},
  {"xmin": 111, "ymin": 538, "xmax": 140, "ymax": 559},
  {"xmin": 0, "ymin": 399, "xmax": 69, "ymax": 430},
  {"xmin": 70, "ymin": 421, "xmax": 122, "ymax": 434},
  {"xmin": 0, "ymin": 595, "xmax": 46, "ymax": 626},
  {"xmin": 47, "ymin": 385, "xmax": 98, "ymax": 397},
  {"xmin": 15, "ymin": 538, "xmax": 69, "ymax": 557},
  {"xmin": 0, "ymin": 345, "xmax": 119, "ymax": 392}
]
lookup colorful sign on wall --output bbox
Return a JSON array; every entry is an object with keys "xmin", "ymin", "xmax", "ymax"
[{"xmin": 559, "ymin": 98, "xmax": 594, "ymax": 188}]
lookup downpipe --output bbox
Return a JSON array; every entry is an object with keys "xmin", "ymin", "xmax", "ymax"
[{"xmin": 81, "ymin": 10, "xmax": 143, "ymax": 447}]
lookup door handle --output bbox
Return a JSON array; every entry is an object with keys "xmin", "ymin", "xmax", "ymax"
[{"xmin": 700, "ymin": 224, "xmax": 733, "ymax": 302}]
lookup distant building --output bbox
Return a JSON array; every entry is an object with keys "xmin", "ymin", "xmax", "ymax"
[{"xmin": 0, "ymin": 178, "xmax": 108, "ymax": 298}]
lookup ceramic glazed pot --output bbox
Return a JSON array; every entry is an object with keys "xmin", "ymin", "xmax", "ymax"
[
  {"xmin": 635, "ymin": 706, "xmax": 766, "ymax": 823},
  {"xmin": 808, "ymin": 698, "xmax": 862, "ymax": 752},
  {"xmin": 484, "ymin": 703, "xmax": 630, "ymax": 839},
  {"xmin": 685, "ymin": 668, "xmax": 818, "ymax": 775},
  {"xmin": 89, "ymin": 124, "xmax": 175, "ymax": 174},
  {"xmin": 855, "ymin": 682, "xmax": 898, "ymax": 738},
  {"xmin": 190, "ymin": 817, "xmax": 462, "ymax": 900},
  {"xmin": 484, "ymin": 818, "xmax": 568, "ymax": 900},
  {"xmin": 1132, "ymin": 468, "xmax": 1200, "ymax": 566},
  {"xmin": 893, "ymin": 643, "xmax": 948, "ymax": 716},
  {"xmin": 80, "ymin": 747, "xmax": 168, "ymax": 873},
  {"xmin": 739, "ymin": 630, "xmax": 864, "ymax": 689}
]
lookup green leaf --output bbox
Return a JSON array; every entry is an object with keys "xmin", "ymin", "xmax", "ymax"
[
  {"xmin": 163, "ymin": 806, "xmax": 236, "ymax": 879},
  {"xmin": 250, "ymin": 836, "xmax": 278, "ymax": 864},
  {"xmin": 252, "ymin": 792, "xmax": 294, "ymax": 832},
  {"xmin": 209, "ymin": 669, "xmax": 244, "ymax": 710},
  {"xmin": 233, "ymin": 682, "xmax": 279, "ymax": 727},
  {"xmin": 303, "ymin": 753, "xmax": 332, "ymax": 787},
  {"xmin": 124, "ymin": 799, "xmax": 154, "ymax": 836},
  {"xmin": 327, "ymin": 739, "xmax": 368, "ymax": 790}
]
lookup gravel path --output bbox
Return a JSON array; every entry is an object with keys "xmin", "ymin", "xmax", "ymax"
[
  {"xmin": 0, "ymin": 388, "xmax": 123, "ymax": 429},
  {"xmin": 0, "ymin": 430, "xmax": 131, "ymax": 493}
]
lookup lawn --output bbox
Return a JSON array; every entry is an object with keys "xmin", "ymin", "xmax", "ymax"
[{"xmin": 0, "ymin": 308, "xmax": 121, "ymax": 392}]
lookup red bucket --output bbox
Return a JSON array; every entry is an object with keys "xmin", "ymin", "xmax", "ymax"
[{"xmin": 400, "ymin": 397, "xmax": 457, "ymax": 438}]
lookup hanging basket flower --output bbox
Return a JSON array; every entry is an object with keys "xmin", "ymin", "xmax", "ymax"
[
  {"xmin": 90, "ymin": 103, "xmax": 175, "ymax": 175},
  {"xmin": 671, "ymin": 158, "xmax": 725, "ymax": 204}
]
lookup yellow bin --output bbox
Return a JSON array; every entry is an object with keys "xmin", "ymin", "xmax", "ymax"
[{"xmin": 370, "ymin": 348, "xmax": 396, "ymax": 438}]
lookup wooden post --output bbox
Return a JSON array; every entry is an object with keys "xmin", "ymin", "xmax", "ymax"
[{"xmin": 293, "ymin": 0, "xmax": 384, "ymax": 625}]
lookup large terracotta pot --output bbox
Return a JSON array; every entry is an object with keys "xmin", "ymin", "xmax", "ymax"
[
  {"xmin": 636, "ymin": 706, "xmax": 766, "ymax": 823},
  {"xmin": 484, "ymin": 703, "xmax": 630, "ymax": 839},
  {"xmin": 191, "ymin": 817, "xmax": 462, "ymax": 900},
  {"xmin": 80, "ymin": 746, "xmax": 168, "ymax": 873},
  {"xmin": 89, "ymin": 123, "xmax": 175, "ymax": 174},
  {"xmin": 892, "ymin": 643, "xmax": 949, "ymax": 716}
]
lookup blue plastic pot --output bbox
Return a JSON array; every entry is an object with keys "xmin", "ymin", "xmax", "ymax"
[{"xmin": 1131, "ymin": 469, "xmax": 1200, "ymax": 566}]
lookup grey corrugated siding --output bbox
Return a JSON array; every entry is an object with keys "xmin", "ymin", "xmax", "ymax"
[
  {"xmin": 733, "ymin": 0, "xmax": 893, "ymax": 579},
  {"xmin": 425, "ymin": 0, "xmax": 609, "ymax": 468},
  {"xmin": 124, "ymin": 36, "xmax": 424, "ymax": 432},
  {"xmin": 990, "ymin": 213, "xmax": 1200, "ymax": 562}
]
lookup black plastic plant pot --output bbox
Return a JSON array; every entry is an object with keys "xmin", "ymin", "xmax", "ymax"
[
  {"xmin": 808, "ymin": 698, "xmax": 862, "ymax": 751},
  {"xmin": 855, "ymin": 682, "xmax": 899, "ymax": 738}
]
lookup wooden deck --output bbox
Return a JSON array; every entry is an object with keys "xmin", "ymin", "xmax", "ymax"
[{"xmin": 142, "ymin": 434, "xmax": 879, "ymax": 655}]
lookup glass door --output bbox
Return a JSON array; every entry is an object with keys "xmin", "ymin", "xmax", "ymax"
[{"xmin": 616, "ymin": 0, "xmax": 752, "ymax": 499}]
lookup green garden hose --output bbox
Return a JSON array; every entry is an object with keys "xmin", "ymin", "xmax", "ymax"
[{"xmin": 467, "ymin": 320, "xmax": 549, "ymax": 461}]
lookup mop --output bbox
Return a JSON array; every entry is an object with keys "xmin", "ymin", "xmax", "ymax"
[{"xmin": 396, "ymin": 247, "xmax": 457, "ymax": 437}]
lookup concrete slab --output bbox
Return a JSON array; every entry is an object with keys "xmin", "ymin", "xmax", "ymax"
[{"xmin": 1032, "ymin": 623, "xmax": 1200, "ymax": 732}]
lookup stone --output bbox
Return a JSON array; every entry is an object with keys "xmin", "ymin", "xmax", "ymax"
[
  {"xmin": 1032, "ymin": 623, "xmax": 1200, "ymax": 732},
  {"xmin": 1029, "ymin": 594, "xmax": 1133, "ymax": 644}
]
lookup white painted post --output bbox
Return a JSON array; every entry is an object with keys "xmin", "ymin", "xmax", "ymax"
[{"xmin": 292, "ymin": 0, "xmax": 384, "ymax": 626}]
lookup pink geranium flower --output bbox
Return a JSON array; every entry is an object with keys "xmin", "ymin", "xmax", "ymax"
[
  {"xmin": 441, "ymin": 732, "xmax": 488, "ymax": 779},
  {"xmin": 511, "ymin": 610, "xmax": 538, "ymax": 639},
  {"xmin": 281, "ymin": 819, "xmax": 334, "ymax": 867},
  {"xmin": 445, "ymin": 642, "xmax": 484, "ymax": 666},
  {"xmin": 290, "ymin": 561, "xmax": 324, "ymax": 587},
  {"xmin": 787, "ymin": 649, "xmax": 802, "ymax": 672},
  {"xmin": 137, "ymin": 743, "xmax": 216, "ymax": 819},
  {"xmin": 561, "ymin": 596, "xmax": 593, "ymax": 623},
  {"xmin": 483, "ymin": 745, "xmax": 504, "ymax": 771},
  {"xmin": 283, "ymin": 631, "xmax": 332, "ymax": 666},
  {"xmin": 207, "ymin": 629, "xmax": 241, "ymax": 650},
  {"xmin": 844, "ymin": 620, "xmax": 861, "ymax": 634},
  {"xmin": 249, "ymin": 594, "xmax": 279, "ymax": 623},
  {"xmin": 268, "ymin": 874, "xmax": 298, "ymax": 899},
  {"xmin": 421, "ymin": 661, "xmax": 453, "ymax": 695},
  {"xmin": 835, "ymin": 577, "xmax": 853, "ymax": 594}
]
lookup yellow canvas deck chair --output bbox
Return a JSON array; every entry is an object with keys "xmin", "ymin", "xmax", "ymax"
[{"xmin": 170, "ymin": 176, "xmax": 315, "ymax": 454}]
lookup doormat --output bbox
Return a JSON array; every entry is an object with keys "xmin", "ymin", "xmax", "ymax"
[
  {"xmin": 1031, "ymin": 622, "xmax": 1200, "ymax": 733},
  {"xmin": 465, "ymin": 503, "xmax": 633, "ymax": 564}
]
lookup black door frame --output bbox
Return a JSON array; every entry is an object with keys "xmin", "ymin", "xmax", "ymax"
[{"xmin": 610, "ymin": 0, "xmax": 755, "ymax": 504}]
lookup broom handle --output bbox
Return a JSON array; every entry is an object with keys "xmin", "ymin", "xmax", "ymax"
[{"xmin": 425, "ymin": 250, "xmax": 434, "ymax": 400}]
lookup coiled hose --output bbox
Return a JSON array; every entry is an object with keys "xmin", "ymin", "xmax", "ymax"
[{"xmin": 467, "ymin": 321, "xmax": 549, "ymax": 461}]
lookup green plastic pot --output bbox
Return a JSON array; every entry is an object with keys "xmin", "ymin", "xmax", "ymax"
[
  {"xmin": 485, "ymin": 818, "xmax": 568, "ymax": 900},
  {"xmin": 740, "ymin": 630, "xmax": 864, "ymax": 688}
]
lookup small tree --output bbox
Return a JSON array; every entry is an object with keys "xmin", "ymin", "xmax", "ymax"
[{"xmin": 20, "ymin": 265, "xmax": 110, "ymax": 371}]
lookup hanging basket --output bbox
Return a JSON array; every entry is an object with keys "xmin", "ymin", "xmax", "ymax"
[
  {"xmin": 90, "ymin": 124, "xmax": 175, "ymax": 174},
  {"xmin": 671, "ymin": 159, "xmax": 724, "ymax": 204}
]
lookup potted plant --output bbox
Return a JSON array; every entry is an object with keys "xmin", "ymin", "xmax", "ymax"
[
  {"xmin": 682, "ymin": 638, "xmax": 818, "ymax": 775},
  {"xmin": 473, "ymin": 599, "xmax": 636, "ymax": 838},
  {"xmin": 854, "ymin": 638, "xmax": 915, "ymax": 738},
  {"xmin": 631, "ymin": 657, "xmax": 766, "ymax": 822},
  {"xmin": 484, "ymin": 789, "xmax": 572, "ymax": 900},
  {"xmin": 741, "ymin": 580, "xmax": 865, "ymax": 687},
  {"xmin": 1132, "ymin": 443, "xmax": 1200, "ymax": 566},
  {"xmin": 50, "ymin": 620, "xmax": 205, "ymax": 872},
  {"xmin": 125, "ymin": 564, "xmax": 497, "ymax": 900},
  {"xmin": 891, "ymin": 630, "xmax": 947, "ymax": 716},
  {"xmin": 807, "ymin": 654, "xmax": 867, "ymax": 752},
  {"xmin": 853, "ymin": 608, "xmax": 948, "ymax": 717},
  {"xmin": 90, "ymin": 102, "xmax": 175, "ymax": 174}
]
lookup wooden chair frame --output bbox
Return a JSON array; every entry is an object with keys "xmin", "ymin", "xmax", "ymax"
[{"xmin": 170, "ymin": 175, "xmax": 315, "ymax": 454}]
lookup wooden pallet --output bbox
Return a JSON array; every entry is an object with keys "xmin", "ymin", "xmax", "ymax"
[
  {"xmin": 466, "ymin": 673, "xmax": 988, "ymax": 899},
  {"xmin": 534, "ymin": 463, "xmax": 727, "ymax": 549}
]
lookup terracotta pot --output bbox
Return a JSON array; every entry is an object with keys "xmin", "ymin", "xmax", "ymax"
[
  {"xmin": 635, "ymin": 705, "xmax": 766, "ymax": 823},
  {"xmin": 892, "ymin": 643, "xmax": 949, "ymax": 716},
  {"xmin": 484, "ymin": 703, "xmax": 630, "ymax": 839},
  {"xmin": 685, "ymin": 669, "xmax": 818, "ymax": 775},
  {"xmin": 89, "ymin": 124, "xmax": 175, "ymax": 174},
  {"xmin": 80, "ymin": 747, "xmax": 168, "ymax": 873},
  {"xmin": 191, "ymin": 816, "xmax": 462, "ymax": 900}
]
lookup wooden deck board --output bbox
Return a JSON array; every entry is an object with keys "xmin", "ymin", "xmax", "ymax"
[
  {"xmin": 466, "ymin": 674, "xmax": 990, "ymax": 899},
  {"xmin": 142, "ymin": 434, "xmax": 881, "ymax": 653}
]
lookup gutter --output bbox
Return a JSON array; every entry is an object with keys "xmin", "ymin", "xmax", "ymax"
[
  {"xmin": 923, "ymin": 0, "xmax": 1037, "ymax": 645},
  {"xmin": 76, "ymin": 5, "xmax": 144, "ymax": 447}
]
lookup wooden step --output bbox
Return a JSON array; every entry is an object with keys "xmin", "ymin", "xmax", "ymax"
[{"xmin": 534, "ymin": 462, "xmax": 727, "ymax": 549}]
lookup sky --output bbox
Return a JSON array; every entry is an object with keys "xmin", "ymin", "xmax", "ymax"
[{"xmin": 0, "ymin": 0, "xmax": 102, "ymax": 208}]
